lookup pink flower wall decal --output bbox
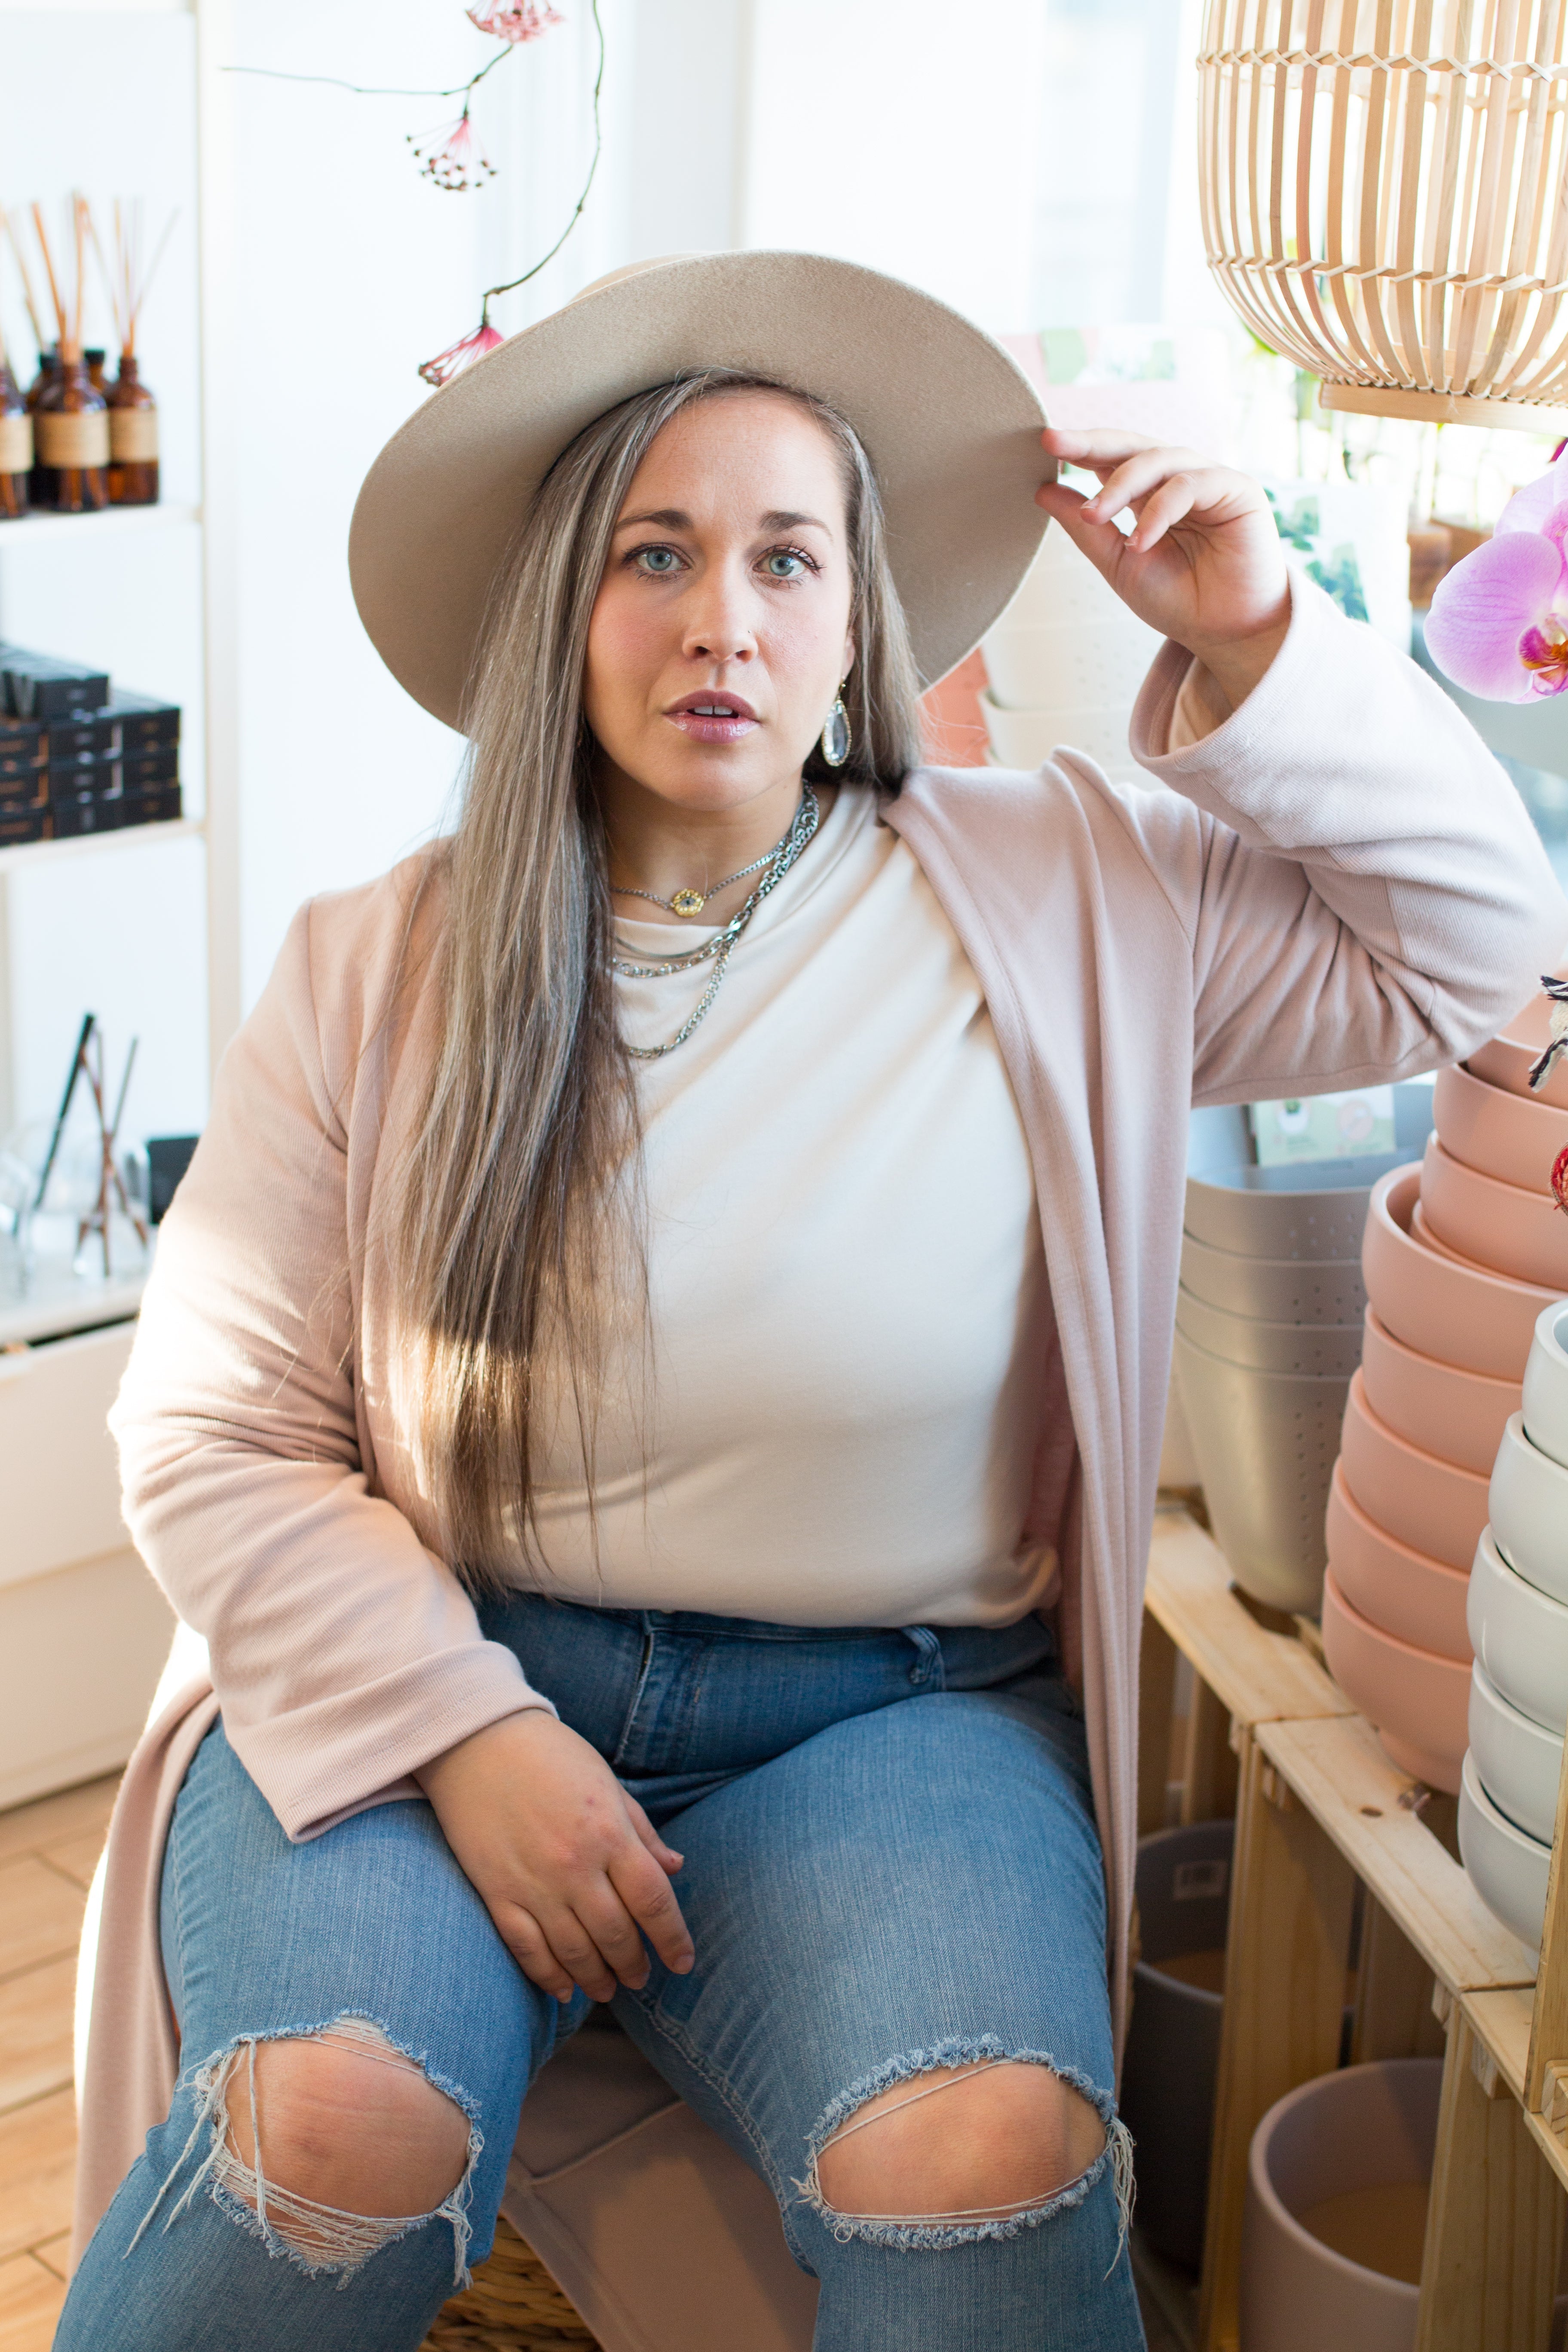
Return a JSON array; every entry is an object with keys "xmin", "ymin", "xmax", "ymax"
[
  {"xmin": 1425, "ymin": 449, "xmax": 1568, "ymax": 701},
  {"xmin": 468, "ymin": 2, "xmax": 564, "ymax": 39},
  {"xmin": 408, "ymin": 108, "xmax": 496, "ymax": 193},
  {"xmin": 418, "ymin": 317, "xmax": 505, "ymax": 388}
]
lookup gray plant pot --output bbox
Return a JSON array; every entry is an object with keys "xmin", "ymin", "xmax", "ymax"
[
  {"xmin": 1121, "ymin": 1820, "xmax": 1234, "ymax": 2272},
  {"xmin": 1173, "ymin": 1327, "xmax": 1350, "ymax": 1611},
  {"xmin": 1179, "ymin": 1232, "xmax": 1367, "ymax": 1326},
  {"xmin": 1185, "ymin": 1154, "xmax": 1404, "ymax": 1263},
  {"xmin": 1176, "ymin": 1286, "xmax": 1365, "ymax": 1379}
]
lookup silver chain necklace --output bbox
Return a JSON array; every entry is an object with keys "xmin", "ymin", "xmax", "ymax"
[
  {"xmin": 611, "ymin": 839, "xmax": 778, "ymax": 920},
  {"xmin": 612, "ymin": 786, "xmax": 821, "ymax": 1061}
]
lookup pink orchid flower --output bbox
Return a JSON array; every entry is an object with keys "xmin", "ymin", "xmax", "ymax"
[
  {"xmin": 407, "ymin": 110, "xmax": 496, "ymax": 193},
  {"xmin": 468, "ymin": 1, "xmax": 564, "ymax": 38},
  {"xmin": 419, "ymin": 317, "xmax": 504, "ymax": 389},
  {"xmin": 1425, "ymin": 447, "xmax": 1568, "ymax": 701}
]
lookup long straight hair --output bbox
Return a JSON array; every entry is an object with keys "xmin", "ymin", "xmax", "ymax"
[{"xmin": 391, "ymin": 370, "xmax": 927, "ymax": 1584}]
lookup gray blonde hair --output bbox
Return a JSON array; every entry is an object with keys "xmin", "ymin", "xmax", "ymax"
[{"xmin": 391, "ymin": 370, "xmax": 926, "ymax": 1583}]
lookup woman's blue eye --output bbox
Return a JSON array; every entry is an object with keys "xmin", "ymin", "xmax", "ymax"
[
  {"xmin": 765, "ymin": 550, "xmax": 808, "ymax": 578},
  {"xmin": 634, "ymin": 546, "xmax": 680, "ymax": 573}
]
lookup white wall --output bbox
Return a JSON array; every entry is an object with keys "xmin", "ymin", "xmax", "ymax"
[{"xmin": 3, "ymin": 0, "xmax": 1209, "ymax": 1145}]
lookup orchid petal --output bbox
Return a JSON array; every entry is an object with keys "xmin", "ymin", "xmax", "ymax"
[
  {"xmin": 1496, "ymin": 449, "xmax": 1568, "ymax": 535},
  {"xmin": 1425, "ymin": 530, "xmax": 1566, "ymax": 701}
]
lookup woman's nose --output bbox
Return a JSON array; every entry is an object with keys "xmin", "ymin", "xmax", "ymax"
[{"xmin": 681, "ymin": 568, "xmax": 757, "ymax": 664}]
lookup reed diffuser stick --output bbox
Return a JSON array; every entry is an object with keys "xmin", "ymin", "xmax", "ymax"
[
  {"xmin": 30, "ymin": 203, "xmax": 72, "ymax": 361},
  {"xmin": 0, "ymin": 208, "xmax": 47, "ymax": 355}
]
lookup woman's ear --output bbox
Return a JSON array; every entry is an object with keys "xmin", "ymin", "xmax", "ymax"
[{"xmin": 842, "ymin": 634, "xmax": 857, "ymax": 677}]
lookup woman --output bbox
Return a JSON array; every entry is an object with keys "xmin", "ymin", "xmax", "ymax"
[{"xmin": 59, "ymin": 253, "xmax": 1565, "ymax": 2352}]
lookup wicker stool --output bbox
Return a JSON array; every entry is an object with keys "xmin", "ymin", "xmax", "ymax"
[{"xmin": 420, "ymin": 2214, "xmax": 600, "ymax": 2351}]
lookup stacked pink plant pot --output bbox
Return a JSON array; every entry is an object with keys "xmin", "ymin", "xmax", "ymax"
[{"xmin": 1322, "ymin": 981, "xmax": 1568, "ymax": 1795}]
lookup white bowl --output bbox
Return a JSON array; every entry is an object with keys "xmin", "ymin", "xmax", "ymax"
[
  {"xmin": 1522, "ymin": 1299, "xmax": 1568, "ymax": 1474},
  {"xmin": 983, "ymin": 613, "xmax": 1160, "ymax": 711},
  {"xmin": 1458, "ymin": 1749, "xmax": 1549, "ymax": 1955},
  {"xmin": 1488, "ymin": 1413, "xmax": 1568, "ymax": 1606},
  {"xmin": 1466, "ymin": 1525, "xmax": 1568, "ymax": 1733},
  {"xmin": 1468, "ymin": 1660, "xmax": 1564, "ymax": 1844},
  {"xmin": 979, "ymin": 689, "xmax": 1138, "ymax": 778}
]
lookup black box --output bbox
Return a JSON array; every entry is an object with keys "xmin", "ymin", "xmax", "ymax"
[
  {"xmin": 45, "ymin": 711, "xmax": 118, "ymax": 760},
  {"xmin": 119, "ymin": 744, "xmax": 179, "ymax": 791},
  {"xmin": 0, "ymin": 807, "xmax": 46, "ymax": 847},
  {"xmin": 107, "ymin": 691, "xmax": 180, "ymax": 749},
  {"xmin": 120, "ymin": 781, "xmax": 182, "ymax": 829},
  {"xmin": 51, "ymin": 797, "xmax": 123, "ymax": 839},
  {"xmin": 147, "ymin": 1133, "xmax": 200, "ymax": 1222},
  {"xmin": 2, "ymin": 648, "xmax": 112, "ymax": 719},
  {"xmin": 0, "ymin": 745, "xmax": 44, "ymax": 787},
  {"xmin": 0, "ymin": 771, "xmax": 46, "ymax": 816},
  {"xmin": 47, "ymin": 750, "xmax": 121, "ymax": 803}
]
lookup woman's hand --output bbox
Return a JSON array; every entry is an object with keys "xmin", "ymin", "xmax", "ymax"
[
  {"xmin": 416, "ymin": 1711, "xmax": 695, "ymax": 2003},
  {"xmin": 1036, "ymin": 427, "xmax": 1291, "ymax": 709}
]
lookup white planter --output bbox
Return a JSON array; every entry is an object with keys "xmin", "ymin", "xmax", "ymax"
[
  {"xmin": 979, "ymin": 690, "xmax": 1138, "ymax": 778},
  {"xmin": 1466, "ymin": 1526, "xmax": 1568, "ymax": 1735},
  {"xmin": 1468, "ymin": 1661, "xmax": 1563, "ymax": 1845},
  {"xmin": 1522, "ymin": 1300, "xmax": 1568, "ymax": 1474},
  {"xmin": 982, "ymin": 613, "xmax": 1160, "ymax": 712},
  {"xmin": 1488, "ymin": 1413, "xmax": 1568, "ymax": 1608},
  {"xmin": 1459, "ymin": 1750, "xmax": 1550, "ymax": 1955}
]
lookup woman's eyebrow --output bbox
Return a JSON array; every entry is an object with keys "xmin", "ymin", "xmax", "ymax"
[
  {"xmin": 611, "ymin": 506, "xmax": 834, "ymax": 535},
  {"xmin": 613, "ymin": 506, "xmax": 692, "ymax": 532}
]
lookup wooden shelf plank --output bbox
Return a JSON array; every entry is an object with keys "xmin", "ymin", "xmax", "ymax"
[
  {"xmin": 0, "ymin": 816, "xmax": 202, "ymax": 876},
  {"xmin": 1257, "ymin": 1715, "xmax": 1539, "ymax": 1994},
  {"xmin": 0, "ymin": 500, "xmax": 199, "ymax": 546},
  {"xmin": 1464, "ymin": 1986, "xmax": 1535, "ymax": 2106},
  {"xmin": 1145, "ymin": 1506, "xmax": 1352, "ymax": 1728}
]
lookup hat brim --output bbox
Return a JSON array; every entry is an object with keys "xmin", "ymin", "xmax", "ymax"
[{"xmin": 349, "ymin": 251, "xmax": 1051, "ymax": 731}]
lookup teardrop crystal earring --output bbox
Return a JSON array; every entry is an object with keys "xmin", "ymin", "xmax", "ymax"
[{"xmin": 820, "ymin": 682, "xmax": 851, "ymax": 768}]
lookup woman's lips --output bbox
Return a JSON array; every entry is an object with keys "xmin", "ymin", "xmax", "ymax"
[{"xmin": 666, "ymin": 696, "xmax": 759, "ymax": 744}]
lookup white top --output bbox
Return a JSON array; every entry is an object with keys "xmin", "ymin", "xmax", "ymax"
[{"xmin": 525, "ymin": 782, "xmax": 1057, "ymax": 1627}]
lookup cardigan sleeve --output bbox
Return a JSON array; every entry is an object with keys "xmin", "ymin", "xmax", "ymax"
[
  {"xmin": 110, "ymin": 898, "xmax": 554, "ymax": 1843},
  {"xmin": 1124, "ymin": 571, "xmax": 1568, "ymax": 1106}
]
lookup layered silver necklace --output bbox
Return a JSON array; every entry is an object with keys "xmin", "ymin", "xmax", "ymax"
[{"xmin": 611, "ymin": 785, "xmax": 821, "ymax": 1061}]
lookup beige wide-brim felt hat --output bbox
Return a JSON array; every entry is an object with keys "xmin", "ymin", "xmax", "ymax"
[{"xmin": 349, "ymin": 251, "xmax": 1051, "ymax": 729}]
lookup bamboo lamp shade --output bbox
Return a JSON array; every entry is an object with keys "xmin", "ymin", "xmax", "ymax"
[{"xmin": 1197, "ymin": 0, "xmax": 1568, "ymax": 433}]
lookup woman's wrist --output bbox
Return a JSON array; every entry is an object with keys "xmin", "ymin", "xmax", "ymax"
[{"xmin": 1181, "ymin": 603, "xmax": 1291, "ymax": 714}]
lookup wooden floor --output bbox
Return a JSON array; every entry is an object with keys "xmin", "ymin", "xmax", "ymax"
[{"xmin": 0, "ymin": 1774, "xmax": 119, "ymax": 2352}]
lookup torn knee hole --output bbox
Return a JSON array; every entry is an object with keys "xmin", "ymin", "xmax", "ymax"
[
  {"xmin": 129, "ymin": 2016, "xmax": 483, "ymax": 2288},
  {"xmin": 812, "ymin": 2056, "xmax": 1114, "ymax": 2234}
]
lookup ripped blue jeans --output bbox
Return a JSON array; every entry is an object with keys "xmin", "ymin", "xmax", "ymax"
[{"xmin": 57, "ymin": 1599, "xmax": 1143, "ymax": 2351}]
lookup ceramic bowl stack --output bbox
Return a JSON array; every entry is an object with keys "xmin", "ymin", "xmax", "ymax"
[
  {"xmin": 978, "ymin": 525, "xmax": 1161, "ymax": 783},
  {"xmin": 1173, "ymin": 1157, "xmax": 1398, "ymax": 1613},
  {"xmin": 1322, "ymin": 979, "xmax": 1568, "ymax": 1795},
  {"xmin": 1458, "ymin": 1303, "xmax": 1568, "ymax": 1955}
]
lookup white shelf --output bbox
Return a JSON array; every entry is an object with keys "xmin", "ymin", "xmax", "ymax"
[
  {"xmin": 0, "ymin": 1257, "xmax": 146, "ymax": 1350},
  {"xmin": 0, "ymin": 815, "xmax": 203, "ymax": 875},
  {"xmin": 0, "ymin": 501, "xmax": 200, "ymax": 549}
]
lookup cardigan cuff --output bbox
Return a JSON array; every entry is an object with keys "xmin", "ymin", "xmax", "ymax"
[{"xmin": 220, "ymin": 1639, "xmax": 557, "ymax": 1843}]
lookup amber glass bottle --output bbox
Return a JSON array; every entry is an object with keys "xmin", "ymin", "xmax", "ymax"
[
  {"xmin": 0, "ymin": 363, "xmax": 30, "ymax": 520},
  {"xmin": 106, "ymin": 355, "xmax": 158, "ymax": 506},
  {"xmin": 26, "ymin": 349, "xmax": 59, "ymax": 410},
  {"xmin": 32, "ymin": 352, "xmax": 109, "ymax": 512},
  {"xmin": 85, "ymin": 348, "xmax": 108, "ymax": 394}
]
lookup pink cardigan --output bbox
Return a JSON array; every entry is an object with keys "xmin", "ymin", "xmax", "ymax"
[{"xmin": 74, "ymin": 576, "xmax": 1568, "ymax": 2254}]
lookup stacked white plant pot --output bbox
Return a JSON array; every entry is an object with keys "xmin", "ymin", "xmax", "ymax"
[
  {"xmin": 1173, "ymin": 1158, "xmax": 1398, "ymax": 1613},
  {"xmin": 978, "ymin": 525, "xmax": 1161, "ymax": 782},
  {"xmin": 1460, "ymin": 1302, "xmax": 1568, "ymax": 1956}
]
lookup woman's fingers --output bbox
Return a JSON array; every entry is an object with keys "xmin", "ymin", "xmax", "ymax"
[
  {"xmin": 1124, "ymin": 471, "xmax": 1203, "ymax": 551},
  {"xmin": 1042, "ymin": 424, "xmax": 1157, "ymax": 472},
  {"xmin": 1033, "ymin": 479, "xmax": 1130, "ymax": 585},
  {"xmin": 610, "ymin": 1842, "xmax": 696, "ymax": 1974},
  {"xmin": 624, "ymin": 1792, "xmax": 685, "ymax": 1877},
  {"xmin": 1079, "ymin": 448, "xmax": 1206, "ymax": 529},
  {"xmin": 502, "ymin": 1906, "xmax": 580, "ymax": 2004}
]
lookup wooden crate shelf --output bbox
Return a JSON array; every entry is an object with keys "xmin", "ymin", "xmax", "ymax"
[{"xmin": 1143, "ymin": 1502, "xmax": 1565, "ymax": 2352}]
